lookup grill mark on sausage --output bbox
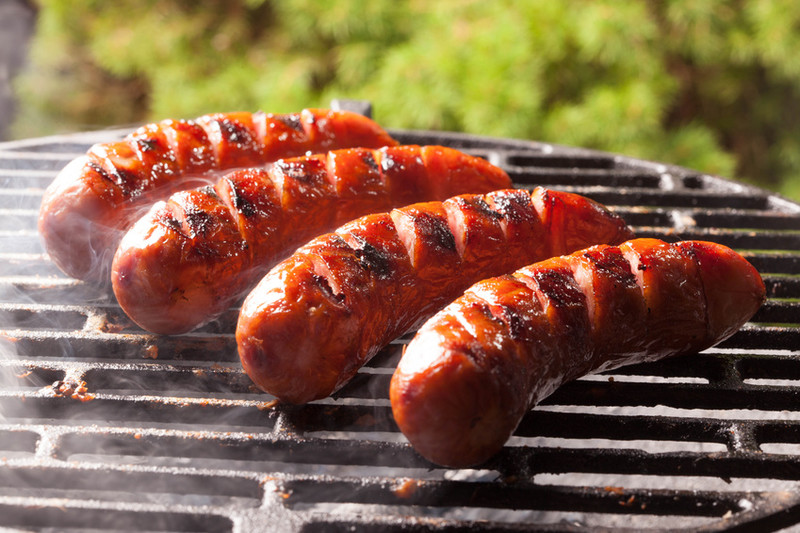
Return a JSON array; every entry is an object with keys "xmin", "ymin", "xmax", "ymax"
[
  {"xmin": 135, "ymin": 137, "xmax": 160, "ymax": 152},
  {"xmin": 531, "ymin": 268, "xmax": 587, "ymax": 310},
  {"xmin": 518, "ymin": 265, "xmax": 592, "ymax": 366},
  {"xmin": 183, "ymin": 208, "xmax": 215, "ymax": 238},
  {"xmin": 360, "ymin": 150, "xmax": 381, "ymax": 174},
  {"xmin": 199, "ymin": 184, "xmax": 220, "ymax": 200},
  {"xmin": 312, "ymin": 273, "xmax": 346, "ymax": 305},
  {"xmin": 178, "ymin": 186, "xmax": 219, "ymax": 238},
  {"xmin": 273, "ymin": 160, "xmax": 317, "ymax": 183},
  {"xmin": 472, "ymin": 299, "xmax": 507, "ymax": 328},
  {"xmin": 674, "ymin": 244, "xmax": 712, "ymax": 342},
  {"xmin": 452, "ymin": 195, "xmax": 504, "ymax": 220},
  {"xmin": 88, "ymin": 161, "xmax": 137, "ymax": 197},
  {"xmin": 112, "ymin": 168, "xmax": 136, "ymax": 192},
  {"xmin": 485, "ymin": 190, "xmax": 539, "ymax": 242},
  {"xmin": 412, "ymin": 211, "xmax": 457, "ymax": 253},
  {"xmin": 156, "ymin": 207, "xmax": 189, "ymax": 238},
  {"xmin": 88, "ymin": 161, "xmax": 115, "ymax": 186},
  {"xmin": 453, "ymin": 300, "xmax": 506, "ymax": 368},
  {"xmin": 224, "ymin": 176, "xmax": 256, "ymax": 218},
  {"xmin": 489, "ymin": 190, "xmax": 532, "ymax": 221},
  {"xmin": 475, "ymin": 196, "xmax": 503, "ymax": 219},
  {"xmin": 476, "ymin": 277, "xmax": 536, "ymax": 343},
  {"xmin": 580, "ymin": 247, "xmax": 638, "ymax": 290},
  {"xmin": 217, "ymin": 118, "xmax": 255, "ymax": 146},
  {"xmin": 348, "ymin": 234, "xmax": 392, "ymax": 279},
  {"xmin": 276, "ymin": 113, "xmax": 304, "ymax": 133}
]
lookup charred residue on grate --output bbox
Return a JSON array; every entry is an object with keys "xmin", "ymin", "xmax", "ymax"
[{"xmin": 0, "ymin": 127, "xmax": 797, "ymax": 531}]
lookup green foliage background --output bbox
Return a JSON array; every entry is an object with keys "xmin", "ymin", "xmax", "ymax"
[{"xmin": 12, "ymin": 0, "xmax": 800, "ymax": 201}]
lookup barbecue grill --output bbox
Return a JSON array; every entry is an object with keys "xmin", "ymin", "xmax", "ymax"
[{"xmin": 0, "ymin": 104, "xmax": 799, "ymax": 532}]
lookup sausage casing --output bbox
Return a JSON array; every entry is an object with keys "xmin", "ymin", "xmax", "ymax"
[
  {"xmin": 112, "ymin": 145, "xmax": 512, "ymax": 334},
  {"xmin": 390, "ymin": 238, "xmax": 766, "ymax": 467},
  {"xmin": 39, "ymin": 109, "xmax": 397, "ymax": 282},
  {"xmin": 236, "ymin": 187, "xmax": 634, "ymax": 404}
]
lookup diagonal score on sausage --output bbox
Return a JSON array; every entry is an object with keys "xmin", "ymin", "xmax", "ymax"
[
  {"xmin": 112, "ymin": 145, "xmax": 513, "ymax": 334},
  {"xmin": 389, "ymin": 238, "xmax": 766, "ymax": 468},
  {"xmin": 39, "ymin": 108, "xmax": 398, "ymax": 283},
  {"xmin": 236, "ymin": 187, "xmax": 634, "ymax": 405}
]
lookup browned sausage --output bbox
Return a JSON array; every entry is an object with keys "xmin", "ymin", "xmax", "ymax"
[
  {"xmin": 39, "ymin": 109, "xmax": 397, "ymax": 282},
  {"xmin": 236, "ymin": 187, "xmax": 634, "ymax": 404},
  {"xmin": 112, "ymin": 145, "xmax": 512, "ymax": 334},
  {"xmin": 390, "ymin": 238, "xmax": 766, "ymax": 467}
]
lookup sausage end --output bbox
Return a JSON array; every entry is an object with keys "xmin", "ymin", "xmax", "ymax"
[
  {"xmin": 677, "ymin": 241, "xmax": 766, "ymax": 344},
  {"xmin": 391, "ymin": 328, "xmax": 521, "ymax": 468}
]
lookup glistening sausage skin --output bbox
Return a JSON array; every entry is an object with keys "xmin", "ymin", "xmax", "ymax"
[
  {"xmin": 112, "ymin": 145, "xmax": 512, "ymax": 334},
  {"xmin": 390, "ymin": 238, "xmax": 766, "ymax": 468},
  {"xmin": 39, "ymin": 108, "xmax": 397, "ymax": 282},
  {"xmin": 236, "ymin": 187, "xmax": 634, "ymax": 404}
]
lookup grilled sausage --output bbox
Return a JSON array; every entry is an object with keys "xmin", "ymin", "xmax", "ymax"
[
  {"xmin": 39, "ymin": 109, "xmax": 397, "ymax": 283},
  {"xmin": 236, "ymin": 187, "xmax": 634, "ymax": 404},
  {"xmin": 390, "ymin": 238, "xmax": 766, "ymax": 468},
  {"xmin": 112, "ymin": 145, "xmax": 512, "ymax": 334}
]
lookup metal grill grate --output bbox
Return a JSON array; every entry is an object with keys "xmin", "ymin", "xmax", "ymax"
[{"xmin": 0, "ymin": 124, "xmax": 799, "ymax": 532}]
